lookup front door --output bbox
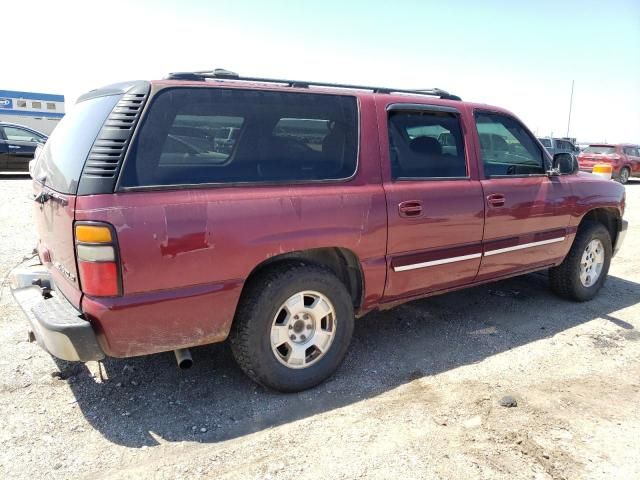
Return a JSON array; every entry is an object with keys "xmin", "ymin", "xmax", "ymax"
[
  {"xmin": 379, "ymin": 101, "xmax": 485, "ymax": 301},
  {"xmin": 473, "ymin": 110, "xmax": 572, "ymax": 281},
  {"xmin": 1, "ymin": 125, "xmax": 40, "ymax": 171}
]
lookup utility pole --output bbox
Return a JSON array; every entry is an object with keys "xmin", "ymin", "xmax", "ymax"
[{"xmin": 566, "ymin": 80, "xmax": 574, "ymax": 138}]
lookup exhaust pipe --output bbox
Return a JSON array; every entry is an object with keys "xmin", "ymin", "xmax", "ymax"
[{"xmin": 174, "ymin": 348, "xmax": 193, "ymax": 369}]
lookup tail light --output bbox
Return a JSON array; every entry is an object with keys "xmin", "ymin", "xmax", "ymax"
[{"xmin": 75, "ymin": 223, "xmax": 121, "ymax": 297}]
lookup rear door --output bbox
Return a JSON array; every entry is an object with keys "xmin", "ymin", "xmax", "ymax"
[
  {"xmin": 624, "ymin": 146, "xmax": 640, "ymax": 175},
  {"xmin": 378, "ymin": 101, "xmax": 485, "ymax": 300},
  {"xmin": 2, "ymin": 125, "xmax": 41, "ymax": 171},
  {"xmin": 473, "ymin": 110, "xmax": 572, "ymax": 280}
]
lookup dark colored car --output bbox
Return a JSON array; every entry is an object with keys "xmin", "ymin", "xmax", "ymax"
[
  {"xmin": 11, "ymin": 70, "xmax": 628, "ymax": 392},
  {"xmin": 537, "ymin": 137, "xmax": 580, "ymax": 157},
  {"xmin": 0, "ymin": 122, "xmax": 47, "ymax": 171},
  {"xmin": 578, "ymin": 144, "xmax": 640, "ymax": 184}
]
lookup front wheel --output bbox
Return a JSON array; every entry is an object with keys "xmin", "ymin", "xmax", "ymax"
[
  {"xmin": 229, "ymin": 263, "xmax": 354, "ymax": 392},
  {"xmin": 549, "ymin": 222, "xmax": 612, "ymax": 301}
]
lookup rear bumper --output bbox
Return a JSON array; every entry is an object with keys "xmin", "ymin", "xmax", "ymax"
[
  {"xmin": 10, "ymin": 265, "xmax": 104, "ymax": 362},
  {"xmin": 613, "ymin": 219, "xmax": 628, "ymax": 257}
]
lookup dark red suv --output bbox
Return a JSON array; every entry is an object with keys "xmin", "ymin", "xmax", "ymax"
[
  {"xmin": 578, "ymin": 144, "xmax": 640, "ymax": 184},
  {"xmin": 11, "ymin": 70, "xmax": 628, "ymax": 392}
]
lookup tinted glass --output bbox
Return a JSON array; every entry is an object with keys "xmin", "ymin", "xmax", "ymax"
[
  {"xmin": 538, "ymin": 138, "xmax": 552, "ymax": 148},
  {"xmin": 121, "ymin": 88, "xmax": 358, "ymax": 187},
  {"xmin": 475, "ymin": 111, "xmax": 545, "ymax": 176},
  {"xmin": 33, "ymin": 94, "xmax": 121, "ymax": 193},
  {"xmin": 388, "ymin": 110, "xmax": 467, "ymax": 179},
  {"xmin": 584, "ymin": 146, "xmax": 616, "ymax": 154},
  {"xmin": 3, "ymin": 127, "xmax": 41, "ymax": 142}
]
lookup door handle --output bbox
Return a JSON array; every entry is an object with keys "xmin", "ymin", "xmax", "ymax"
[
  {"xmin": 398, "ymin": 200, "xmax": 423, "ymax": 217},
  {"xmin": 8, "ymin": 145, "xmax": 21, "ymax": 149},
  {"xmin": 487, "ymin": 193, "xmax": 505, "ymax": 207}
]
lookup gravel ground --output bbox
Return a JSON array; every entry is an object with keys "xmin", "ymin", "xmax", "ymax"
[{"xmin": 1, "ymin": 175, "xmax": 639, "ymax": 480}]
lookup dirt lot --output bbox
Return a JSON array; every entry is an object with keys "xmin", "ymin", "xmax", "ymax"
[{"xmin": 0, "ymin": 176, "xmax": 638, "ymax": 480}]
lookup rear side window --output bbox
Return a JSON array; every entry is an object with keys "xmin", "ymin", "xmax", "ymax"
[
  {"xmin": 120, "ymin": 88, "xmax": 358, "ymax": 187},
  {"xmin": 388, "ymin": 110, "xmax": 467, "ymax": 179},
  {"xmin": 33, "ymin": 94, "xmax": 121, "ymax": 193}
]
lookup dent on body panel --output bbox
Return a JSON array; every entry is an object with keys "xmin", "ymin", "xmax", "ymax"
[{"xmin": 236, "ymin": 189, "xmax": 380, "ymax": 257}]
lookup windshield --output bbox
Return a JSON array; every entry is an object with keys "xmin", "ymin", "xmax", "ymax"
[
  {"xmin": 584, "ymin": 145, "xmax": 616, "ymax": 154},
  {"xmin": 33, "ymin": 94, "xmax": 121, "ymax": 194}
]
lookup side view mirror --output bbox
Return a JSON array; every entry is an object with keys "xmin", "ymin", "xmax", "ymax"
[{"xmin": 552, "ymin": 152, "xmax": 579, "ymax": 175}]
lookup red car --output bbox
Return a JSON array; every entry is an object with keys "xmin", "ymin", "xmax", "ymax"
[
  {"xmin": 578, "ymin": 144, "xmax": 640, "ymax": 184},
  {"xmin": 11, "ymin": 70, "xmax": 628, "ymax": 392}
]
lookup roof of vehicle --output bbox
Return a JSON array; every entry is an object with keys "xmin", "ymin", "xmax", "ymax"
[{"xmin": 78, "ymin": 69, "xmax": 519, "ymax": 121}]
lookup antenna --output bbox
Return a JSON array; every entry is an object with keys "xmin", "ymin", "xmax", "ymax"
[{"xmin": 566, "ymin": 80, "xmax": 574, "ymax": 138}]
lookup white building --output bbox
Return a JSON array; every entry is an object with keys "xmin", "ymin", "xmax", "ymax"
[{"xmin": 0, "ymin": 89, "xmax": 65, "ymax": 135}]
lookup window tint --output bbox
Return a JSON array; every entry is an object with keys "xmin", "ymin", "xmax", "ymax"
[
  {"xmin": 475, "ymin": 111, "xmax": 545, "ymax": 176},
  {"xmin": 33, "ymin": 94, "xmax": 121, "ymax": 194},
  {"xmin": 3, "ymin": 127, "xmax": 41, "ymax": 142},
  {"xmin": 584, "ymin": 145, "xmax": 616, "ymax": 154},
  {"xmin": 121, "ymin": 88, "xmax": 358, "ymax": 187},
  {"xmin": 388, "ymin": 110, "xmax": 467, "ymax": 179}
]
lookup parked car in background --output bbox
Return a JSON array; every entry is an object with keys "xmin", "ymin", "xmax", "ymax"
[
  {"xmin": 578, "ymin": 144, "xmax": 640, "ymax": 184},
  {"xmin": 10, "ymin": 70, "xmax": 627, "ymax": 392},
  {"xmin": 0, "ymin": 122, "xmax": 47, "ymax": 172},
  {"xmin": 537, "ymin": 137, "xmax": 580, "ymax": 156}
]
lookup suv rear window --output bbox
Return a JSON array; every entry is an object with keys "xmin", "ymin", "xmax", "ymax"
[
  {"xmin": 33, "ymin": 94, "xmax": 121, "ymax": 194},
  {"xmin": 584, "ymin": 146, "xmax": 616, "ymax": 154},
  {"xmin": 120, "ymin": 88, "xmax": 358, "ymax": 188}
]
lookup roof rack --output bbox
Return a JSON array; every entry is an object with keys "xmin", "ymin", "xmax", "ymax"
[{"xmin": 164, "ymin": 68, "xmax": 461, "ymax": 101}]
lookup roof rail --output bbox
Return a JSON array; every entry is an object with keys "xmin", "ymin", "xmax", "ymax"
[{"xmin": 164, "ymin": 69, "xmax": 462, "ymax": 101}]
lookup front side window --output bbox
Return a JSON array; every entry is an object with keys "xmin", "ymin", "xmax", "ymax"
[
  {"xmin": 121, "ymin": 88, "xmax": 358, "ymax": 187},
  {"xmin": 2, "ymin": 126, "xmax": 41, "ymax": 142},
  {"xmin": 475, "ymin": 111, "xmax": 546, "ymax": 176},
  {"xmin": 388, "ymin": 110, "xmax": 467, "ymax": 179}
]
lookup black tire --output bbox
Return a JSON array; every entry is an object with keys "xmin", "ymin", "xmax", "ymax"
[
  {"xmin": 617, "ymin": 167, "xmax": 630, "ymax": 185},
  {"xmin": 229, "ymin": 262, "xmax": 354, "ymax": 392},
  {"xmin": 549, "ymin": 222, "xmax": 612, "ymax": 302}
]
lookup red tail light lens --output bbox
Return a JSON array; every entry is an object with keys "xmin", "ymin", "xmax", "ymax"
[{"xmin": 75, "ymin": 223, "xmax": 121, "ymax": 297}]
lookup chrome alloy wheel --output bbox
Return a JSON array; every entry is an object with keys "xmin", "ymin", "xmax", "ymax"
[
  {"xmin": 270, "ymin": 291, "xmax": 336, "ymax": 369},
  {"xmin": 580, "ymin": 239, "xmax": 605, "ymax": 287}
]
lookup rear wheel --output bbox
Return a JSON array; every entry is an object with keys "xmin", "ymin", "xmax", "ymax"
[
  {"xmin": 549, "ymin": 222, "xmax": 612, "ymax": 301},
  {"xmin": 618, "ymin": 167, "xmax": 630, "ymax": 184},
  {"xmin": 229, "ymin": 263, "xmax": 354, "ymax": 392}
]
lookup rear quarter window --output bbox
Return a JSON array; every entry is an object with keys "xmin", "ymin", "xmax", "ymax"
[
  {"xmin": 120, "ymin": 88, "xmax": 359, "ymax": 188},
  {"xmin": 33, "ymin": 94, "xmax": 121, "ymax": 193}
]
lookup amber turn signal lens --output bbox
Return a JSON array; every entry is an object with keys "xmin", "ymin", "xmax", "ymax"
[{"xmin": 75, "ymin": 225, "xmax": 112, "ymax": 243}]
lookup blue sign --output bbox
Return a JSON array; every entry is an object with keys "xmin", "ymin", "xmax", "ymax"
[{"xmin": 0, "ymin": 98, "xmax": 13, "ymax": 109}]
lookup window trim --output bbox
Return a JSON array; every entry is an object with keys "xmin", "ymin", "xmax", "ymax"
[
  {"xmin": 473, "ymin": 109, "xmax": 550, "ymax": 179},
  {"xmin": 387, "ymin": 105, "xmax": 470, "ymax": 182},
  {"xmin": 116, "ymin": 86, "xmax": 361, "ymax": 192}
]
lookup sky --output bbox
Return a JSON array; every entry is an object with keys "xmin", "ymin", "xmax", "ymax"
[{"xmin": 3, "ymin": 0, "xmax": 640, "ymax": 143}]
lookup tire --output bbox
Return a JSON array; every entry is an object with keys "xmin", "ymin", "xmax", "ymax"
[
  {"xmin": 617, "ymin": 167, "xmax": 630, "ymax": 184},
  {"xmin": 229, "ymin": 262, "xmax": 354, "ymax": 392},
  {"xmin": 549, "ymin": 222, "xmax": 612, "ymax": 302}
]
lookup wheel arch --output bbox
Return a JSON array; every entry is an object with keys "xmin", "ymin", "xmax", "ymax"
[
  {"xmin": 578, "ymin": 207, "xmax": 621, "ymax": 246},
  {"xmin": 241, "ymin": 247, "xmax": 365, "ymax": 311}
]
